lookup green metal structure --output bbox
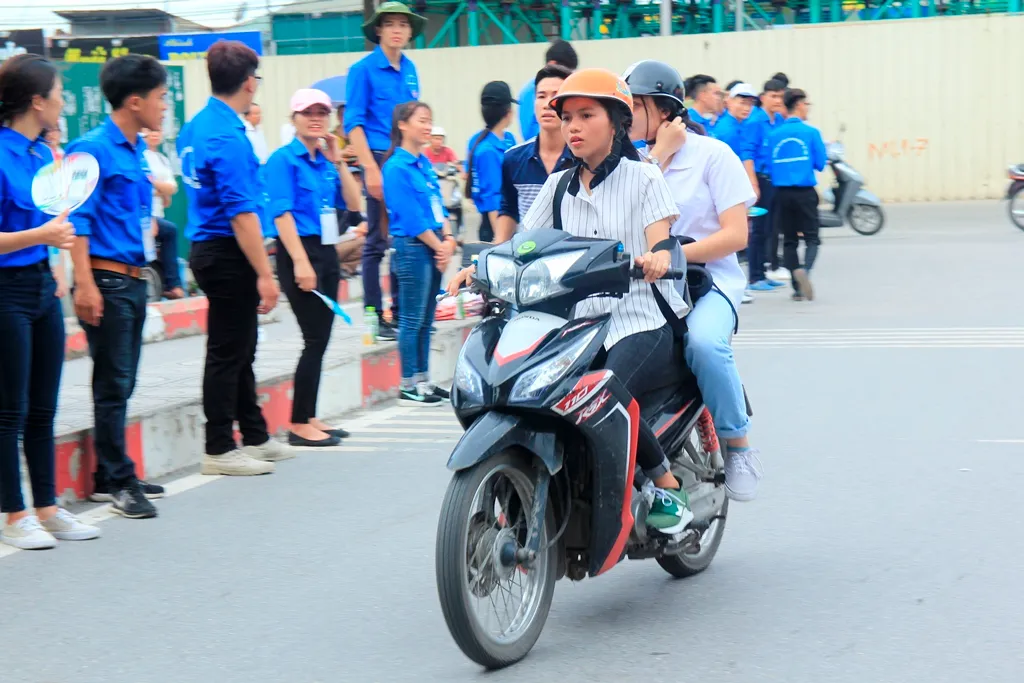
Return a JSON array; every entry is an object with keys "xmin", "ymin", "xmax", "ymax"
[{"xmin": 271, "ymin": 0, "xmax": 1018, "ymax": 52}]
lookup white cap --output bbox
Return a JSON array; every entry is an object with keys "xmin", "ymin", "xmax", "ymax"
[
  {"xmin": 431, "ymin": 126, "xmax": 446, "ymax": 137},
  {"xmin": 728, "ymin": 82, "xmax": 759, "ymax": 99}
]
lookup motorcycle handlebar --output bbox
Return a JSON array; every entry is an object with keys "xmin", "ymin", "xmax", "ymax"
[{"xmin": 629, "ymin": 267, "xmax": 685, "ymax": 281}]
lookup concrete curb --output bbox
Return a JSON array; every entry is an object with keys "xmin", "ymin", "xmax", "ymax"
[{"xmin": 51, "ymin": 319, "xmax": 474, "ymax": 505}]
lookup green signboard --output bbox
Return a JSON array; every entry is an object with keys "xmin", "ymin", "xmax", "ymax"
[{"xmin": 58, "ymin": 62, "xmax": 190, "ymax": 252}]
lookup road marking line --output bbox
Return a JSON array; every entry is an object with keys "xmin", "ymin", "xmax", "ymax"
[
  {"xmin": 342, "ymin": 436, "xmax": 460, "ymax": 444},
  {"xmin": 976, "ymin": 439, "xmax": 1024, "ymax": 444}
]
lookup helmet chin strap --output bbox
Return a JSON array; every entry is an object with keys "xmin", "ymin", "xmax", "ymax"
[{"xmin": 644, "ymin": 98, "xmax": 659, "ymax": 147}]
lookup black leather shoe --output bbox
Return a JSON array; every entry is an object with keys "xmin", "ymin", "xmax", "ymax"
[
  {"xmin": 287, "ymin": 432, "xmax": 341, "ymax": 447},
  {"xmin": 325, "ymin": 428, "xmax": 350, "ymax": 439}
]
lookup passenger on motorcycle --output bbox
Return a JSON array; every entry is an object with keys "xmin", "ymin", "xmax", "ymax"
[
  {"xmin": 624, "ymin": 60, "xmax": 764, "ymax": 502},
  {"xmin": 505, "ymin": 68, "xmax": 697, "ymax": 533}
]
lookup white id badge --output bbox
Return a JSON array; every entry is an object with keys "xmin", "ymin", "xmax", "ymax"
[
  {"xmin": 320, "ymin": 209, "xmax": 340, "ymax": 245},
  {"xmin": 430, "ymin": 194, "xmax": 444, "ymax": 224},
  {"xmin": 142, "ymin": 217, "xmax": 157, "ymax": 262}
]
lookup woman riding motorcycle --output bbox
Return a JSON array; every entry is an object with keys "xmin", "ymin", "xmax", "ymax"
[{"xmin": 624, "ymin": 60, "xmax": 763, "ymax": 501}]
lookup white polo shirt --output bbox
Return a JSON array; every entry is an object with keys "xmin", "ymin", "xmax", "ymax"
[
  {"xmin": 521, "ymin": 158, "xmax": 688, "ymax": 350},
  {"xmin": 642, "ymin": 135, "xmax": 756, "ymax": 308}
]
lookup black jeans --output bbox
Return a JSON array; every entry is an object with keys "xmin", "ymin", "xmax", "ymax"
[
  {"xmin": 155, "ymin": 218, "xmax": 181, "ymax": 290},
  {"xmin": 190, "ymin": 238, "xmax": 269, "ymax": 455},
  {"xmin": 83, "ymin": 269, "xmax": 147, "ymax": 488},
  {"xmin": 775, "ymin": 186, "xmax": 821, "ymax": 292},
  {"xmin": 600, "ymin": 325, "xmax": 674, "ymax": 479},
  {"xmin": 276, "ymin": 237, "xmax": 341, "ymax": 424},
  {"xmin": 0, "ymin": 263, "xmax": 64, "ymax": 513},
  {"xmin": 363, "ymin": 150, "xmax": 399, "ymax": 323},
  {"xmin": 478, "ymin": 211, "xmax": 494, "ymax": 243},
  {"xmin": 749, "ymin": 173, "xmax": 775, "ymax": 283}
]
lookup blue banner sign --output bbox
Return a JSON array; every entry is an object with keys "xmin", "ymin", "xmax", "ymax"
[{"xmin": 158, "ymin": 31, "xmax": 263, "ymax": 61}]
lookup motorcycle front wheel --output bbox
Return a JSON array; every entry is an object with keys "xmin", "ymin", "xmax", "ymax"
[
  {"xmin": 1009, "ymin": 186, "xmax": 1024, "ymax": 232},
  {"xmin": 848, "ymin": 204, "xmax": 885, "ymax": 236},
  {"xmin": 435, "ymin": 450, "xmax": 557, "ymax": 669}
]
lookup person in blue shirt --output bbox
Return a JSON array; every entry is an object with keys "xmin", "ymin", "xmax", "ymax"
[
  {"xmin": 767, "ymin": 88, "xmax": 826, "ymax": 302},
  {"xmin": 381, "ymin": 101, "xmax": 457, "ymax": 407},
  {"xmin": 496, "ymin": 64, "xmax": 575, "ymax": 243},
  {"xmin": 516, "ymin": 39, "xmax": 578, "ymax": 141},
  {"xmin": 713, "ymin": 82, "xmax": 758, "ymax": 162},
  {"xmin": 266, "ymin": 88, "xmax": 363, "ymax": 448},
  {"xmin": 67, "ymin": 55, "xmax": 168, "ymax": 520},
  {"xmin": 344, "ymin": 1, "xmax": 426, "ymax": 341},
  {"xmin": 0, "ymin": 54, "xmax": 102, "ymax": 550},
  {"xmin": 742, "ymin": 78, "xmax": 787, "ymax": 290},
  {"xmin": 178, "ymin": 40, "xmax": 290, "ymax": 477},
  {"xmin": 466, "ymin": 81, "xmax": 517, "ymax": 243},
  {"xmin": 684, "ymin": 74, "xmax": 723, "ymax": 135}
]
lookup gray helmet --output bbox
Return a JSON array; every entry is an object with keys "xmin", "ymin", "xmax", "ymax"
[{"xmin": 622, "ymin": 60, "xmax": 686, "ymax": 110}]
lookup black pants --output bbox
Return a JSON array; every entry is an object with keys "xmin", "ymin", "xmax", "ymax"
[
  {"xmin": 749, "ymin": 173, "xmax": 775, "ymax": 283},
  {"xmin": 478, "ymin": 211, "xmax": 494, "ymax": 243},
  {"xmin": 276, "ymin": 237, "xmax": 341, "ymax": 424},
  {"xmin": 0, "ymin": 263, "xmax": 64, "ymax": 512},
  {"xmin": 363, "ymin": 150, "xmax": 399, "ymax": 323},
  {"xmin": 774, "ymin": 186, "xmax": 821, "ymax": 292},
  {"xmin": 190, "ymin": 238, "xmax": 269, "ymax": 455},
  {"xmin": 83, "ymin": 269, "xmax": 147, "ymax": 487},
  {"xmin": 600, "ymin": 325, "xmax": 674, "ymax": 478}
]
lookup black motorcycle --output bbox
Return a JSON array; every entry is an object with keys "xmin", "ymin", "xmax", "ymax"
[
  {"xmin": 436, "ymin": 228, "xmax": 733, "ymax": 669},
  {"xmin": 1007, "ymin": 164, "xmax": 1024, "ymax": 232}
]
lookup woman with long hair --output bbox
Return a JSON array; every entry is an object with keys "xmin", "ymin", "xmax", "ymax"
[
  {"xmin": 266, "ymin": 88, "xmax": 364, "ymax": 446},
  {"xmin": 381, "ymin": 101, "xmax": 457, "ymax": 406},
  {"xmin": 0, "ymin": 54, "xmax": 101, "ymax": 549},
  {"xmin": 625, "ymin": 60, "xmax": 763, "ymax": 502},
  {"xmin": 465, "ymin": 81, "xmax": 516, "ymax": 243}
]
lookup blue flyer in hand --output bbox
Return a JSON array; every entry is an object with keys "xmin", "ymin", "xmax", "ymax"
[{"xmin": 312, "ymin": 289, "xmax": 353, "ymax": 325}]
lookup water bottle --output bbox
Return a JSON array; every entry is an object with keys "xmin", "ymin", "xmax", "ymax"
[{"xmin": 363, "ymin": 306, "xmax": 378, "ymax": 345}]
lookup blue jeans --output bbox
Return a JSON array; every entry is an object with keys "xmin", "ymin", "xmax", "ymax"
[
  {"xmin": 684, "ymin": 291, "xmax": 750, "ymax": 440},
  {"xmin": 82, "ymin": 271, "xmax": 147, "ymax": 487},
  {"xmin": 155, "ymin": 218, "xmax": 182, "ymax": 290},
  {"xmin": 0, "ymin": 263, "xmax": 64, "ymax": 513},
  {"xmin": 393, "ymin": 236, "xmax": 442, "ymax": 382}
]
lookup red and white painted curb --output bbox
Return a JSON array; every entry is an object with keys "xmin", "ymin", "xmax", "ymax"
[
  {"xmin": 63, "ymin": 276, "xmax": 389, "ymax": 360},
  {"xmin": 51, "ymin": 320, "xmax": 474, "ymax": 505}
]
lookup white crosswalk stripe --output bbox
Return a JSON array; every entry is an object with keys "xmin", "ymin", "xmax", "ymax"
[{"xmin": 733, "ymin": 327, "xmax": 1024, "ymax": 348}]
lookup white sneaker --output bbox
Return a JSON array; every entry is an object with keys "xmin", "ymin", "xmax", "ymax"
[
  {"xmin": 724, "ymin": 448, "xmax": 764, "ymax": 502},
  {"xmin": 768, "ymin": 268, "xmax": 791, "ymax": 281},
  {"xmin": 1, "ymin": 516, "xmax": 58, "ymax": 550},
  {"xmin": 40, "ymin": 508, "xmax": 101, "ymax": 541},
  {"xmin": 200, "ymin": 449, "xmax": 276, "ymax": 476},
  {"xmin": 742, "ymin": 290, "xmax": 754, "ymax": 304},
  {"xmin": 243, "ymin": 438, "xmax": 296, "ymax": 462}
]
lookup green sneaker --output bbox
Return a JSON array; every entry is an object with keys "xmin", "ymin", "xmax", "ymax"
[{"xmin": 647, "ymin": 487, "xmax": 694, "ymax": 535}]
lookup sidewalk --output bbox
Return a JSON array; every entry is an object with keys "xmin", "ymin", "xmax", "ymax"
[{"xmin": 52, "ymin": 304, "xmax": 475, "ymax": 505}]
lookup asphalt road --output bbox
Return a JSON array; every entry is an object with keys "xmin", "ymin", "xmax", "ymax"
[{"xmin": 3, "ymin": 201, "xmax": 1024, "ymax": 683}]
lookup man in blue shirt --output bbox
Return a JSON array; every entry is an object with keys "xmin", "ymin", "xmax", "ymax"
[
  {"xmin": 497, "ymin": 64, "xmax": 574, "ymax": 243},
  {"xmin": 517, "ymin": 39, "xmax": 578, "ymax": 141},
  {"xmin": 178, "ymin": 40, "xmax": 289, "ymax": 477},
  {"xmin": 713, "ymin": 82, "xmax": 758, "ymax": 162},
  {"xmin": 68, "ymin": 55, "xmax": 168, "ymax": 519},
  {"xmin": 344, "ymin": 1, "xmax": 426, "ymax": 340},
  {"xmin": 742, "ymin": 78, "xmax": 787, "ymax": 290},
  {"xmin": 684, "ymin": 74, "xmax": 723, "ymax": 135},
  {"xmin": 767, "ymin": 88, "xmax": 827, "ymax": 302}
]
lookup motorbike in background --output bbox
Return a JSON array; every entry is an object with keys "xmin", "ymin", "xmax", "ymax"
[
  {"xmin": 1007, "ymin": 164, "xmax": 1024, "ymax": 232},
  {"xmin": 434, "ymin": 161, "xmax": 464, "ymax": 241},
  {"xmin": 818, "ymin": 135, "xmax": 886, "ymax": 236}
]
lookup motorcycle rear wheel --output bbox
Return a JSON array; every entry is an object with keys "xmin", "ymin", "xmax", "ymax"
[
  {"xmin": 848, "ymin": 204, "xmax": 885, "ymax": 236},
  {"xmin": 657, "ymin": 433, "xmax": 729, "ymax": 578},
  {"xmin": 1009, "ymin": 186, "xmax": 1024, "ymax": 232},
  {"xmin": 435, "ymin": 450, "xmax": 557, "ymax": 669}
]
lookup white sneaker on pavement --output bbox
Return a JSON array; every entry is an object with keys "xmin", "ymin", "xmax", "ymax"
[
  {"xmin": 243, "ymin": 438, "xmax": 296, "ymax": 462},
  {"xmin": 767, "ymin": 268, "xmax": 791, "ymax": 281},
  {"xmin": 41, "ymin": 508, "xmax": 101, "ymax": 541},
  {"xmin": 200, "ymin": 449, "xmax": 276, "ymax": 476},
  {"xmin": 724, "ymin": 448, "xmax": 764, "ymax": 502},
  {"xmin": 1, "ymin": 515, "xmax": 58, "ymax": 550}
]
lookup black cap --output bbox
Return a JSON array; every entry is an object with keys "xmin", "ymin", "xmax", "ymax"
[{"xmin": 481, "ymin": 81, "xmax": 517, "ymax": 106}]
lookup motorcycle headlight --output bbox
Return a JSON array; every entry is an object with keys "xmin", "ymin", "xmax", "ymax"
[
  {"xmin": 453, "ymin": 341, "xmax": 484, "ymax": 403},
  {"xmin": 486, "ymin": 254, "xmax": 517, "ymax": 302},
  {"xmin": 508, "ymin": 325, "xmax": 601, "ymax": 404},
  {"xmin": 518, "ymin": 250, "xmax": 586, "ymax": 306}
]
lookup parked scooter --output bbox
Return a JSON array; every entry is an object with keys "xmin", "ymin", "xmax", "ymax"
[
  {"xmin": 1007, "ymin": 164, "xmax": 1024, "ymax": 232},
  {"xmin": 819, "ymin": 128, "xmax": 885, "ymax": 236},
  {"xmin": 434, "ymin": 161, "xmax": 464, "ymax": 241}
]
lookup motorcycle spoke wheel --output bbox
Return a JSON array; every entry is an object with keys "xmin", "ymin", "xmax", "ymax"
[
  {"xmin": 436, "ymin": 451, "xmax": 556, "ymax": 669},
  {"xmin": 1010, "ymin": 188, "xmax": 1024, "ymax": 231},
  {"xmin": 848, "ymin": 204, "xmax": 885, "ymax": 236}
]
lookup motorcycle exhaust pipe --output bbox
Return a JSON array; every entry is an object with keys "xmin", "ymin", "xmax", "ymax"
[{"xmin": 688, "ymin": 482, "xmax": 726, "ymax": 526}]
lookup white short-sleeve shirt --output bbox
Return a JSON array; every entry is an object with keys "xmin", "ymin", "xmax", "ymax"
[
  {"xmin": 143, "ymin": 149, "xmax": 174, "ymax": 219},
  {"xmin": 520, "ymin": 159, "xmax": 687, "ymax": 350},
  {"xmin": 643, "ymin": 135, "xmax": 756, "ymax": 308}
]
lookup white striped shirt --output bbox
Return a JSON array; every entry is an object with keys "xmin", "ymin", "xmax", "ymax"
[{"xmin": 521, "ymin": 159, "xmax": 687, "ymax": 350}]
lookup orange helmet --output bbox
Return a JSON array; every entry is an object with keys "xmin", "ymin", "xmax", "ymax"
[{"xmin": 548, "ymin": 68, "xmax": 633, "ymax": 116}]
